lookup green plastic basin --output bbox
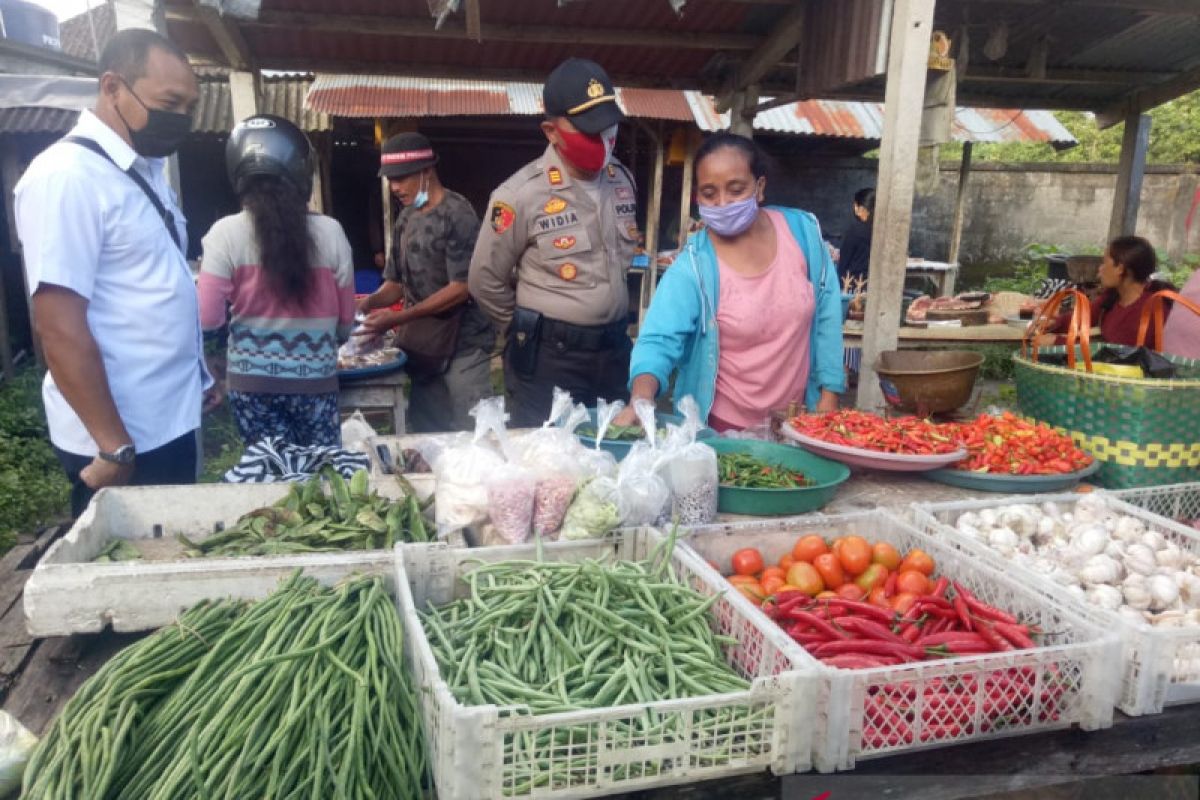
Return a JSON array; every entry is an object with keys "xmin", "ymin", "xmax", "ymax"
[
  {"xmin": 571, "ymin": 409, "xmax": 716, "ymax": 461},
  {"xmin": 707, "ymin": 438, "xmax": 850, "ymax": 516}
]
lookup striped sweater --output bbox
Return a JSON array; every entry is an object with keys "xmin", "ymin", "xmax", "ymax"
[{"xmin": 198, "ymin": 210, "xmax": 355, "ymax": 394}]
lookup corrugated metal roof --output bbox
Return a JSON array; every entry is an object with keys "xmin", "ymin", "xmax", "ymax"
[
  {"xmin": 0, "ymin": 105, "xmax": 78, "ymax": 134},
  {"xmin": 691, "ymin": 94, "xmax": 1075, "ymax": 146}
]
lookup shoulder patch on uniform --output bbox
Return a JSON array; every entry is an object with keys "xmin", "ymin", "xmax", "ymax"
[
  {"xmin": 490, "ymin": 201, "xmax": 516, "ymax": 234},
  {"xmin": 558, "ymin": 263, "xmax": 578, "ymax": 281},
  {"xmin": 548, "ymin": 167, "xmax": 563, "ymax": 186},
  {"xmin": 543, "ymin": 197, "xmax": 567, "ymax": 215}
]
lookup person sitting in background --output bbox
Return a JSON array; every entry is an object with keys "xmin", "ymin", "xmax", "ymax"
[
  {"xmin": 198, "ymin": 115, "xmax": 355, "ymax": 448},
  {"xmin": 1043, "ymin": 236, "xmax": 1174, "ymax": 349},
  {"xmin": 1162, "ymin": 267, "xmax": 1200, "ymax": 359},
  {"xmin": 836, "ymin": 188, "xmax": 875, "ymax": 282},
  {"xmin": 615, "ymin": 132, "xmax": 844, "ymax": 433}
]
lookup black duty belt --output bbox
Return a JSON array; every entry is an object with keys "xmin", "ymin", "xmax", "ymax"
[{"xmin": 540, "ymin": 315, "xmax": 628, "ymax": 352}]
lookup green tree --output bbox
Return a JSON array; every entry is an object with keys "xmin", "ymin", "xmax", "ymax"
[{"xmin": 943, "ymin": 88, "xmax": 1200, "ymax": 164}]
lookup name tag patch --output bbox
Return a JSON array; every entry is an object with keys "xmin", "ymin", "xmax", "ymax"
[{"xmin": 535, "ymin": 210, "xmax": 580, "ymax": 233}]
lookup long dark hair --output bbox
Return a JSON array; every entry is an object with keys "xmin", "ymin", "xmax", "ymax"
[
  {"xmin": 693, "ymin": 132, "xmax": 771, "ymax": 182},
  {"xmin": 854, "ymin": 188, "xmax": 876, "ymax": 219},
  {"xmin": 241, "ymin": 175, "xmax": 313, "ymax": 305}
]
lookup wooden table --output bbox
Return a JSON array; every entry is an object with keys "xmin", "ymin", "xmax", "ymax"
[
  {"xmin": 338, "ymin": 368, "xmax": 409, "ymax": 435},
  {"xmin": 907, "ymin": 259, "xmax": 960, "ymax": 298},
  {"xmin": 843, "ymin": 321, "xmax": 1027, "ymax": 346}
]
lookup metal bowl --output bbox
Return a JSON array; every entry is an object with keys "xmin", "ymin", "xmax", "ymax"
[{"xmin": 873, "ymin": 350, "xmax": 985, "ymax": 415}]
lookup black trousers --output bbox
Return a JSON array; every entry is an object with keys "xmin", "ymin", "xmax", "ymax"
[
  {"xmin": 55, "ymin": 430, "xmax": 198, "ymax": 518},
  {"xmin": 504, "ymin": 332, "xmax": 632, "ymax": 428}
]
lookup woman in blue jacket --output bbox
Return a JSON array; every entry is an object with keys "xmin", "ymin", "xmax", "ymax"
[{"xmin": 617, "ymin": 133, "xmax": 844, "ymax": 431}]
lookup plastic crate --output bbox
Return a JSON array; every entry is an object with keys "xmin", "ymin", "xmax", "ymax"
[
  {"xmin": 25, "ymin": 478, "xmax": 441, "ymax": 636},
  {"xmin": 393, "ymin": 530, "xmax": 817, "ymax": 799},
  {"xmin": 678, "ymin": 511, "xmax": 1119, "ymax": 771},
  {"xmin": 1113, "ymin": 482, "xmax": 1200, "ymax": 528},
  {"xmin": 913, "ymin": 492, "xmax": 1200, "ymax": 716}
]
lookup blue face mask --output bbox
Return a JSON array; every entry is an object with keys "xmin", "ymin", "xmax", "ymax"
[
  {"xmin": 698, "ymin": 194, "xmax": 759, "ymax": 237},
  {"xmin": 413, "ymin": 172, "xmax": 429, "ymax": 209}
]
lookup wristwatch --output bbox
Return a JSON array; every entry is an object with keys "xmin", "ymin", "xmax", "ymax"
[{"xmin": 98, "ymin": 444, "xmax": 136, "ymax": 465}]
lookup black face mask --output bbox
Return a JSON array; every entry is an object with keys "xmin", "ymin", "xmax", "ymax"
[{"xmin": 116, "ymin": 78, "xmax": 192, "ymax": 158}]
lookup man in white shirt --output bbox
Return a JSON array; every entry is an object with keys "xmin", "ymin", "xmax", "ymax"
[{"xmin": 15, "ymin": 28, "xmax": 217, "ymax": 516}]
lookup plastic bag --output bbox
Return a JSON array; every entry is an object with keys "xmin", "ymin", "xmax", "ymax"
[
  {"xmin": 661, "ymin": 396, "xmax": 719, "ymax": 525},
  {"xmin": 510, "ymin": 389, "xmax": 588, "ymax": 539},
  {"xmin": 339, "ymin": 410, "xmax": 377, "ymax": 454},
  {"xmin": 487, "ymin": 465, "xmax": 537, "ymax": 544},
  {"xmin": 615, "ymin": 399, "xmax": 672, "ymax": 526},
  {"xmin": 0, "ymin": 711, "xmax": 37, "ymax": 796},
  {"xmin": 432, "ymin": 397, "xmax": 508, "ymax": 537},
  {"xmin": 560, "ymin": 476, "xmax": 621, "ymax": 540}
]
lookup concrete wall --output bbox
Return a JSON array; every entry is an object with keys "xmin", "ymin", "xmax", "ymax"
[{"xmin": 766, "ymin": 156, "xmax": 1200, "ymax": 263}]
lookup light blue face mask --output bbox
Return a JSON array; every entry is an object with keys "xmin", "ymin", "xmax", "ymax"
[{"xmin": 413, "ymin": 171, "xmax": 429, "ymax": 209}]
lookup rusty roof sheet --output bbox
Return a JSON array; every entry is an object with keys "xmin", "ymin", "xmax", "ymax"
[{"xmin": 0, "ymin": 106, "xmax": 79, "ymax": 134}]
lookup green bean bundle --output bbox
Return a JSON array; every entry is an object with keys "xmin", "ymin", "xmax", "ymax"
[
  {"xmin": 22, "ymin": 599, "xmax": 247, "ymax": 799},
  {"xmin": 110, "ymin": 573, "xmax": 425, "ymax": 799},
  {"xmin": 178, "ymin": 468, "xmax": 430, "ymax": 558}
]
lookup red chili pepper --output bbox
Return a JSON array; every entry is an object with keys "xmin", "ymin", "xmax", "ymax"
[
  {"xmin": 931, "ymin": 577, "xmax": 949, "ymax": 599},
  {"xmin": 819, "ymin": 599, "xmax": 897, "ymax": 624},
  {"xmin": 812, "ymin": 639, "xmax": 925, "ymax": 661},
  {"xmin": 959, "ymin": 595, "xmax": 1020, "ymax": 625},
  {"xmin": 991, "ymin": 621, "xmax": 1036, "ymax": 649},
  {"xmin": 833, "ymin": 616, "xmax": 910, "ymax": 645},
  {"xmin": 821, "ymin": 654, "xmax": 896, "ymax": 669},
  {"xmin": 952, "ymin": 595, "xmax": 973, "ymax": 631},
  {"xmin": 916, "ymin": 631, "xmax": 990, "ymax": 648},
  {"xmin": 974, "ymin": 620, "xmax": 1015, "ymax": 652},
  {"xmin": 786, "ymin": 609, "xmax": 848, "ymax": 640}
]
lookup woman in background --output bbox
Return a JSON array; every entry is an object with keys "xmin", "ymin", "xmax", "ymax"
[
  {"xmin": 837, "ymin": 187, "xmax": 875, "ymax": 282},
  {"xmin": 198, "ymin": 115, "xmax": 355, "ymax": 447}
]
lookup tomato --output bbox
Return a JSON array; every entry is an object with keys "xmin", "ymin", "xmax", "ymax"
[
  {"xmin": 871, "ymin": 542, "xmax": 902, "ymax": 571},
  {"xmin": 854, "ymin": 563, "xmax": 889, "ymax": 594},
  {"xmin": 778, "ymin": 554, "xmax": 796, "ymax": 571},
  {"xmin": 761, "ymin": 566, "xmax": 787, "ymax": 583},
  {"xmin": 836, "ymin": 536, "xmax": 872, "ymax": 576},
  {"xmin": 812, "ymin": 553, "xmax": 846, "ymax": 589},
  {"xmin": 732, "ymin": 548, "xmax": 765, "ymax": 577},
  {"xmin": 792, "ymin": 534, "xmax": 829, "ymax": 564},
  {"xmin": 835, "ymin": 583, "xmax": 866, "ymax": 601},
  {"xmin": 899, "ymin": 549, "xmax": 935, "ymax": 576},
  {"xmin": 728, "ymin": 575, "xmax": 765, "ymax": 603},
  {"xmin": 889, "ymin": 592, "xmax": 919, "ymax": 616},
  {"xmin": 868, "ymin": 586, "xmax": 890, "ymax": 608},
  {"xmin": 776, "ymin": 584, "xmax": 802, "ymax": 594},
  {"xmin": 895, "ymin": 569, "xmax": 931, "ymax": 596},
  {"xmin": 786, "ymin": 562, "xmax": 825, "ymax": 596},
  {"xmin": 761, "ymin": 575, "xmax": 786, "ymax": 596},
  {"xmin": 815, "ymin": 591, "xmax": 840, "ymax": 600}
]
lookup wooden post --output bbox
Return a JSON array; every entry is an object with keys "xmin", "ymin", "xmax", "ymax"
[
  {"xmin": 947, "ymin": 140, "xmax": 973, "ymax": 265},
  {"xmin": 677, "ymin": 131, "xmax": 697, "ymax": 251},
  {"xmin": 227, "ymin": 70, "xmax": 261, "ymax": 125},
  {"xmin": 856, "ymin": 0, "xmax": 937, "ymax": 412},
  {"xmin": 1109, "ymin": 113, "xmax": 1152, "ymax": 240},
  {"xmin": 638, "ymin": 125, "xmax": 665, "ymax": 327},
  {"xmin": 729, "ymin": 86, "xmax": 759, "ymax": 138},
  {"xmin": 1, "ymin": 146, "xmax": 23, "ymax": 375}
]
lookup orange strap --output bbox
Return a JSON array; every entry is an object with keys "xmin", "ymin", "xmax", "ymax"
[
  {"xmin": 1023, "ymin": 288, "xmax": 1092, "ymax": 371},
  {"xmin": 1136, "ymin": 290, "xmax": 1200, "ymax": 351}
]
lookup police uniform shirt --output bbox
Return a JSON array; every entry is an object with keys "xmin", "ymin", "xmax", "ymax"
[{"xmin": 468, "ymin": 143, "xmax": 638, "ymax": 328}]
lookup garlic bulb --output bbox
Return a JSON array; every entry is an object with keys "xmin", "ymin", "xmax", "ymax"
[
  {"xmin": 1176, "ymin": 572, "xmax": 1200, "ymax": 609},
  {"xmin": 1123, "ymin": 544, "xmax": 1158, "ymax": 577},
  {"xmin": 1148, "ymin": 574, "xmax": 1180, "ymax": 611},
  {"xmin": 1000, "ymin": 506, "xmax": 1039, "ymax": 538},
  {"xmin": 1155, "ymin": 543, "xmax": 1187, "ymax": 571},
  {"xmin": 979, "ymin": 508, "xmax": 999, "ymax": 528},
  {"xmin": 1123, "ymin": 583, "xmax": 1152, "ymax": 610},
  {"xmin": 1086, "ymin": 585, "xmax": 1123, "ymax": 610},
  {"xmin": 1041, "ymin": 501, "xmax": 1063, "ymax": 519},
  {"xmin": 1049, "ymin": 568, "xmax": 1079, "ymax": 587},
  {"xmin": 1141, "ymin": 529, "xmax": 1167, "ymax": 552},
  {"xmin": 1070, "ymin": 524, "xmax": 1110, "ymax": 559},
  {"xmin": 958, "ymin": 523, "xmax": 984, "ymax": 542},
  {"xmin": 988, "ymin": 527, "xmax": 1020, "ymax": 555},
  {"xmin": 1114, "ymin": 515, "xmax": 1146, "ymax": 542},
  {"xmin": 1117, "ymin": 605, "xmax": 1149, "ymax": 627},
  {"xmin": 1079, "ymin": 554, "xmax": 1122, "ymax": 585},
  {"xmin": 1104, "ymin": 539, "xmax": 1127, "ymax": 560},
  {"xmin": 958, "ymin": 511, "xmax": 982, "ymax": 530},
  {"xmin": 1034, "ymin": 516, "xmax": 1059, "ymax": 547},
  {"xmin": 1066, "ymin": 584, "xmax": 1086, "ymax": 601}
]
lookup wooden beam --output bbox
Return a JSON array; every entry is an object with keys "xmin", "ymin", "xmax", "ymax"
[
  {"xmin": 729, "ymin": 0, "xmax": 807, "ymax": 94},
  {"xmin": 677, "ymin": 130, "xmax": 698, "ymax": 257},
  {"xmin": 464, "ymin": 0, "xmax": 482, "ymax": 42},
  {"xmin": 1, "ymin": 147, "xmax": 24, "ymax": 376},
  {"xmin": 729, "ymin": 85, "xmax": 760, "ymax": 137},
  {"xmin": 227, "ymin": 71, "xmax": 260, "ymax": 126},
  {"xmin": 643, "ymin": 124, "xmax": 666, "ymax": 310},
  {"xmin": 857, "ymin": 0, "xmax": 936, "ymax": 412},
  {"xmin": 952, "ymin": 0, "xmax": 1200, "ymax": 13},
  {"xmin": 190, "ymin": 0, "xmax": 255, "ymax": 71},
  {"xmin": 1097, "ymin": 63, "xmax": 1200, "ymax": 128},
  {"xmin": 167, "ymin": 8, "xmax": 761, "ymax": 51},
  {"xmin": 947, "ymin": 141, "xmax": 973, "ymax": 266},
  {"xmin": 963, "ymin": 65, "xmax": 1175, "ymax": 86},
  {"xmin": 1109, "ymin": 113, "xmax": 1152, "ymax": 239}
]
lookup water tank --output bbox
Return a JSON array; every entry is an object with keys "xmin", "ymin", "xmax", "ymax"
[{"xmin": 0, "ymin": 0, "xmax": 62, "ymax": 51}]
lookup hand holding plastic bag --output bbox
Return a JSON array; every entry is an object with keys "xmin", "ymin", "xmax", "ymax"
[{"xmin": 615, "ymin": 399, "xmax": 672, "ymax": 526}]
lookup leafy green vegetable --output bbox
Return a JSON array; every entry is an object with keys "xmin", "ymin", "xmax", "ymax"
[{"xmin": 717, "ymin": 452, "xmax": 814, "ymax": 489}]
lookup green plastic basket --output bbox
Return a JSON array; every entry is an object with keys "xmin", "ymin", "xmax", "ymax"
[
  {"xmin": 706, "ymin": 437, "xmax": 850, "ymax": 516},
  {"xmin": 1013, "ymin": 346, "xmax": 1200, "ymax": 489}
]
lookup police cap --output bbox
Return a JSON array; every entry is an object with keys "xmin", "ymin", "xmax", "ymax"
[{"xmin": 542, "ymin": 58, "xmax": 624, "ymax": 135}]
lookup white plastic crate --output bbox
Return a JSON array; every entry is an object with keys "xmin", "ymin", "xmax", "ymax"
[
  {"xmin": 393, "ymin": 530, "xmax": 817, "ymax": 799},
  {"xmin": 1114, "ymin": 482, "xmax": 1200, "ymax": 528},
  {"xmin": 25, "ymin": 477, "xmax": 438, "ymax": 636},
  {"xmin": 678, "ymin": 511, "xmax": 1119, "ymax": 771},
  {"xmin": 913, "ymin": 492, "xmax": 1200, "ymax": 716}
]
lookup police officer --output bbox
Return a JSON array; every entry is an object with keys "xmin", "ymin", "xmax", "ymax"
[{"xmin": 469, "ymin": 58, "xmax": 638, "ymax": 427}]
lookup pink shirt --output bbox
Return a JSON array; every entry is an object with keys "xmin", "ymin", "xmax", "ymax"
[
  {"xmin": 709, "ymin": 209, "xmax": 815, "ymax": 430},
  {"xmin": 1162, "ymin": 270, "xmax": 1200, "ymax": 359}
]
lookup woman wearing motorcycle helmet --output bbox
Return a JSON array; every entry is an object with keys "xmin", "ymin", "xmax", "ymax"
[{"xmin": 198, "ymin": 114, "xmax": 355, "ymax": 447}]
